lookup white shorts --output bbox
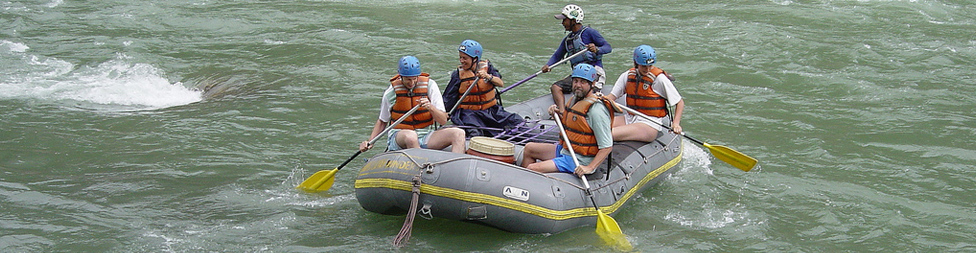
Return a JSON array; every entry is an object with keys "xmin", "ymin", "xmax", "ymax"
[{"xmin": 623, "ymin": 113, "xmax": 664, "ymax": 131}]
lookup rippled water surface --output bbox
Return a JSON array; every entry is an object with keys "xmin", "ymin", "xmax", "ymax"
[{"xmin": 2, "ymin": 0, "xmax": 975, "ymax": 251}]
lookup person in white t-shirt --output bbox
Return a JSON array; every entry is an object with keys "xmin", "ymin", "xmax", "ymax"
[
  {"xmin": 606, "ymin": 45, "xmax": 684, "ymax": 142},
  {"xmin": 359, "ymin": 56, "xmax": 465, "ymax": 153}
]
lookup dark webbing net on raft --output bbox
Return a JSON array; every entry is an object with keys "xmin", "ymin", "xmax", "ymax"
[{"xmin": 450, "ymin": 119, "xmax": 561, "ymax": 145}]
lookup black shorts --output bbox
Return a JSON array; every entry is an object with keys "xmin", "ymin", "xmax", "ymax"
[{"xmin": 552, "ymin": 75, "xmax": 573, "ymax": 94}]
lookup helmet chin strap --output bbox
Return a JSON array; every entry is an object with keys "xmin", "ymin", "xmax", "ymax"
[{"xmin": 466, "ymin": 57, "xmax": 479, "ymax": 72}]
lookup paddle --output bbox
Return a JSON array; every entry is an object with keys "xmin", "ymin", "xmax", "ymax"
[
  {"xmin": 297, "ymin": 104, "xmax": 424, "ymax": 192},
  {"xmin": 498, "ymin": 49, "xmax": 589, "ymax": 94},
  {"xmin": 552, "ymin": 113, "xmax": 633, "ymax": 251},
  {"xmin": 612, "ymin": 101, "xmax": 758, "ymax": 172}
]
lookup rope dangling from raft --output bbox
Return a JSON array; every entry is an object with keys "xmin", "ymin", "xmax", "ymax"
[{"xmin": 393, "ymin": 174, "xmax": 423, "ymax": 248}]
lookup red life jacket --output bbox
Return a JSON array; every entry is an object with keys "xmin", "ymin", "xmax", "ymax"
[
  {"xmin": 561, "ymin": 93, "xmax": 617, "ymax": 156},
  {"xmin": 624, "ymin": 67, "xmax": 669, "ymax": 117},
  {"xmin": 389, "ymin": 73, "xmax": 433, "ymax": 130},
  {"xmin": 456, "ymin": 60, "xmax": 498, "ymax": 110}
]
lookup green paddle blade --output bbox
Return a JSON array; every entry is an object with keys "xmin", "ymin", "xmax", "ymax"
[
  {"xmin": 704, "ymin": 143, "xmax": 758, "ymax": 172},
  {"xmin": 595, "ymin": 209, "xmax": 633, "ymax": 251},
  {"xmin": 296, "ymin": 169, "xmax": 337, "ymax": 192}
]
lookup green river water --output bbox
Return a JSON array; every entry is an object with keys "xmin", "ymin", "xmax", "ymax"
[{"xmin": 2, "ymin": 0, "xmax": 974, "ymax": 251}]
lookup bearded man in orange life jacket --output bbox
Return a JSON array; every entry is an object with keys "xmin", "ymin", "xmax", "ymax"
[
  {"xmin": 521, "ymin": 63, "xmax": 615, "ymax": 176},
  {"xmin": 444, "ymin": 40, "xmax": 524, "ymax": 137},
  {"xmin": 358, "ymin": 56, "xmax": 466, "ymax": 154},
  {"xmin": 606, "ymin": 45, "xmax": 685, "ymax": 142}
]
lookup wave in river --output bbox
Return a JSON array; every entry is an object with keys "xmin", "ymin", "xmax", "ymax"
[{"xmin": 1, "ymin": 40, "xmax": 201, "ymax": 111}]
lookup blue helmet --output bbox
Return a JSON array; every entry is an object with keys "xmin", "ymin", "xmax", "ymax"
[
  {"xmin": 458, "ymin": 39, "xmax": 482, "ymax": 59},
  {"xmin": 397, "ymin": 56, "xmax": 421, "ymax": 77},
  {"xmin": 571, "ymin": 63, "xmax": 598, "ymax": 83},
  {"xmin": 633, "ymin": 45, "xmax": 656, "ymax": 66}
]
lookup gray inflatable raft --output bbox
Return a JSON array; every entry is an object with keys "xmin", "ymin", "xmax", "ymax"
[{"xmin": 354, "ymin": 94, "xmax": 683, "ymax": 234}]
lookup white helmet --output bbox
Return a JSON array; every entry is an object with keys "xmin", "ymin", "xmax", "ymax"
[{"xmin": 554, "ymin": 4, "xmax": 584, "ymax": 22}]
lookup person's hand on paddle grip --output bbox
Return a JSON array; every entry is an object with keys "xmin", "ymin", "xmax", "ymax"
[
  {"xmin": 574, "ymin": 165, "xmax": 594, "ymax": 176},
  {"xmin": 417, "ymin": 98, "xmax": 433, "ymax": 111},
  {"xmin": 548, "ymin": 104, "xmax": 563, "ymax": 116},
  {"xmin": 586, "ymin": 43, "xmax": 599, "ymax": 53},
  {"xmin": 359, "ymin": 140, "xmax": 373, "ymax": 152}
]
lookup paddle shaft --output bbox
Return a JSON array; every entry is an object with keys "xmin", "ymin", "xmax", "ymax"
[
  {"xmin": 613, "ymin": 101, "xmax": 689, "ymax": 139},
  {"xmin": 613, "ymin": 101, "xmax": 757, "ymax": 171},
  {"xmin": 552, "ymin": 114, "xmax": 600, "ymax": 208},
  {"xmin": 498, "ymin": 49, "xmax": 590, "ymax": 94},
  {"xmin": 553, "ymin": 115, "xmax": 596, "ymax": 194},
  {"xmin": 447, "ymin": 75, "xmax": 480, "ymax": 116},
  {"xmin": 341, "ymin": 104, "xmax": 423, "ymax": 171}
]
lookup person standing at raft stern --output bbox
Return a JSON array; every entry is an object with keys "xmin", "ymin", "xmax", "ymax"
[
  {"xmin": 522, "ymin": 63, "xmax": 615, "ymax": 176},
  {"xmin": 444, "ymin": 39, "xmax": 524, "ymax": 137},
  {"xmin": 606, "ymin": 45, "xmax": 685, "ymax": 142},
  {"xmin": 359, "ymin": 56, "xmax": 466, "ymax": 154},
  {"xmin": 541, "ymin": 4, "xmax": 612, "ymax": 115}
]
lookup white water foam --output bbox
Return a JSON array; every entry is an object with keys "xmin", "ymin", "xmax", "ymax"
[
  {"xmin": 1, "ymin": 41, "xmax": 202, "ymax": 110},
  {"xmin": 45, "ymin": 0, "xmax": 63, "ymax": 8},
  {"xmin": 2, "ymin": 40, "xmax": 29, "ymax": 53},
  {"xmin": 675, "ymin": 138, "xmax": 714, "ymax": 176}
]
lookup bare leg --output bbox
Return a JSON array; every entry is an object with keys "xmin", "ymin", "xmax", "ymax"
[
  {"xmin": 426, "ymin": 127, "xmax": 466, "ymax": 153},
  {"xmin": 611, "ymin": 115, "xmax": 626, "ymax": 128},
  {"xmin": 395, "ymin": 130, "xmax": 421, "ymax": 149},
  {"xmin": 526, "ymin": 160, "xmax": 559, "ymax": 173},
  {"xmin": 521, "ymin": 142, "xmax": 557, "ymax": 168},
  {"xmin": 611, "ymin": 123, "xmax": 659, "ymax": 143}
]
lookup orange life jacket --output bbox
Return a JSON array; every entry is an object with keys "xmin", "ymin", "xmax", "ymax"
[
  {"xmin": 389, "ymin": 73, "xmax": 434, "ymax": 130},
  {"xmin": 456, "ymin": 60, "xmax": 498, "ymax": 110},
  {"xmin": 561, "ymin": 93, "xmax": 617, "ymax": 156},
  {"xmin": 624, "ymin": 67, "xmax": 669, "ymax": 117}
]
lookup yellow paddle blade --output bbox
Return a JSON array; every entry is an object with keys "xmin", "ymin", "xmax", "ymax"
[
  {"xmin": 595, "ymin": 209, "xmax": 633, "ymax": 251},
  {"xmin": 296, "ymin": 169, "xmax": 337, "ymax": 192},
  {"xmin": 704, "ymin": 143, "xmax": 757, "ymax": 172}
]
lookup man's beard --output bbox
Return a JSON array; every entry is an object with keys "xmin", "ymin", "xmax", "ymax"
[{"xmin": 574, "ymin": 86, "xmax": 589, "ymax": 99}]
